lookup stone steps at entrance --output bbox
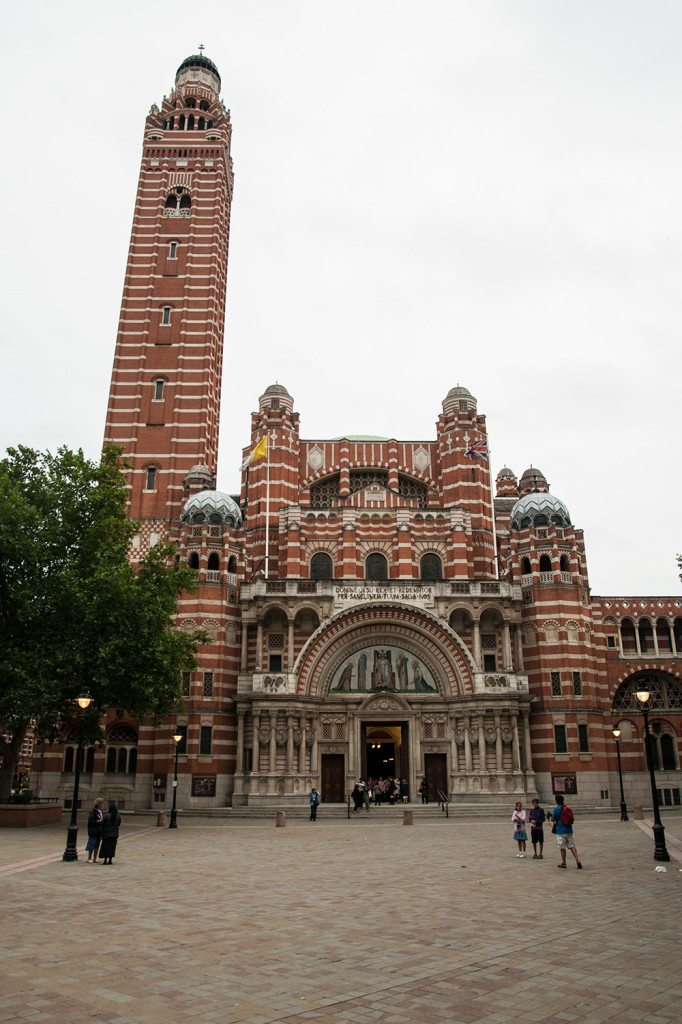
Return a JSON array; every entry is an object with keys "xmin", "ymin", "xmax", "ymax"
[{"xmin": 173, "ymin": 802, "xmax": 625, "ymax": 821}]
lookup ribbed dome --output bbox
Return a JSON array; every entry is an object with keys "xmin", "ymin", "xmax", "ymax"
[
  {"xmin": 176, "ymin": 54, "xmax": 221, "ymax": 85},
  {"xmin": 446, "ymin": 385, "xmax": 472, "ymax": 400},
  {"xmin": 496, "ymin": 466, "xmax": 516, "ymax": 480},
  {"xmin": 510, "ymin": 491, "xmax": 571, "ymax": 529},
  {"xmin": 181, "ymin": 489, "xmax": 242, "ymax": 526},
  {"xmin": 263, "ymin": 383, "xmax": 290, "ymax": 396},
  {"xmin": 519, "ymin": 466, "xmax": 549, "ymax": 494}
]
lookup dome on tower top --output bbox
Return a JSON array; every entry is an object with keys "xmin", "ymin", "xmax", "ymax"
[
  {"xmin": 176, "ymin": 54, "xmax": 221, "ymax": 86},
  {"xmin": 442, "ymin": 384, "xmax": 477, "ymax": 415},
  {"xmin": 259, "ymin": 382, "xmax": 293, "ymax": 413},
  {"xmin": 263, "ymin": 383, "xmax": 290, "ymax": 396},
  {"xmin": 519, "ymin": 466, "xmax": 549, "ymax": 495},
  {"xmin": 510, "ymin": 491, "xmax": 571, "ymax": 530},
  {"xmin": 181, "ymin": 489, "xmax": 242, "ymax": 527},
  {"xmin": 446, "ymin": 385, "xmax": 472, "ymax": 400},
  {"xmin": 496, "ymin": 466, "xmax": 516, "ymax": 480}
]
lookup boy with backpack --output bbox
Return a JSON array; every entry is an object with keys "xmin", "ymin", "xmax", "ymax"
[{"xmin": 551, "ymin": 793, "xmax": 583, "ymax": 869}]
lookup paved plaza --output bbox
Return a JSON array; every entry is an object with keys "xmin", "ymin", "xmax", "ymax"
[{"xmin": 2, "ymin": 812, "xmax": 681, "ymax": 1024}]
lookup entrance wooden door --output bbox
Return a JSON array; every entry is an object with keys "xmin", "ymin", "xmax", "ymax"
[
  {"xmin": 321, "ymin": 754, "xmax": 345, "ymax": 802},
  {"xmin": 424, "ymin": 753, "xmax": 448, "ymax": 799}
]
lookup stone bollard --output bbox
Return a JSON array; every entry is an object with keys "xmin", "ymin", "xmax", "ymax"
[
  {"xmin": 156, "ymin": 811, "xmax": 166, "ymax": 827},
  {"xmin": 276, "ymin": 809, "xmax": 286, "ymax": 828},
  {"xmin": 403, "ymin": 808, "xmax": 413, "ymax": 826},
  {"xmin": 633, "ymin": 805, "xmax": 644, "ymax": 820}
]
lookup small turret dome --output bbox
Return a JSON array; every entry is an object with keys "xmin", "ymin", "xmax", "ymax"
[
  {"xmin": 510, "ymin": 491, "xmax": 571, "ymax": 530},
  {"xmin": 263, "ymin": 383, "xmax": 290, "ymax": 396},
  {"xmin": 259, "ymin": 382, "xmax": 293, "ymax": 413},
  {"xmin": 176, "ymin": 54, "xmax": 221, "ymax": 86},
  {"xmin": 519, "ymin": 466, "xmax": 549, "ymax": 495},
  {"xmin": 442, "ymin": 384, "xmax": 477, "ymax": 416},
  {"xmin": 496, "ymin": 466, "xmax": 516, "ymax": 481},
  {"xmin": 181, "ymin": 489, "xmax": 242, "ymax": 527}
]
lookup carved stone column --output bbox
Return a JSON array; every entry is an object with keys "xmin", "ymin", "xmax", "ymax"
[
  {"xmin": 288, "ymin": 619, "xmax": 295, "ymax": 671},
  {"xmin": 299, "ymin": 717, "xmax": 307, "ymax": 775},
  {"xmin": 464, "ymin": 714, "xmax": 473, "ymax": 772},
  {"xmin": 252, "ymin": 712, "xmax": 260, "ymax": 775},
  {"xmin": 478, "ymin": 715, "xmax": 487, "ymax": 771},
  {"xmin": 269, "ymin": 711, "xmax": 277, "ymax": 773},
  {"xmin": 240, "ymin": 625, "xmax": 249, "ymax": 671},
  {"xmin": 503, "ymin": 622, "xmax": 513, "ymax": 670},
  {"xmin": 514, "ymin": 625, "xmax": 524, "ymax": 671},
  {"xmin": 494, "ymin": 712, "xmax": 503, "ymax": 772},
  {"xmin": 256, "ymin": 622, "xmax": 264, "ymax": 671},
  {"xmin": 311, "ymin": 721, "xmax": 318, "ymax": 778},
  {"xmin": 236, "ymin": 709, "xmax": 245, "ymax": 774},
  {"xmin": 286, "ymin": 715, "xmax": 294, "ymax": 773},
  {"xmin": 522, "ymin": 710, "xmax": 533, "ymax": 773},
  {"xmin": 511, "ymin": 713, "xmax": 521, "ymax": 771},
  {"xmin": 473, "ymin": 621, "xmax": 482, "ymax": 670}
]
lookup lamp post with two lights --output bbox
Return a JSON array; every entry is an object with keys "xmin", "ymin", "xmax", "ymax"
[{"xmin": 635, "ymin": 688, "xmax": 670, "ymax": 861}]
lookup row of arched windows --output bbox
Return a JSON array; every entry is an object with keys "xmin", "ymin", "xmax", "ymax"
[
  {"xmin": 188, "ymin": 553, "xmax": 238, "ymax": 572},
  {"xmin": 63, "ymin": 726, "xmax": 138, "ymax": 775},
  {"xmin": 163, "ymin": 113, "xmax": 214, "ymax": 130},
  {"xmin": 174, "ymin": 96, "xmax": 211, "ymax": 111},
  {"xmin": 521, "ymin": 554, "xmax": 571, "ymax": 574},
  {"xmin": 310, "ymin": 552, "xmax": 443, "ymax": 582}
]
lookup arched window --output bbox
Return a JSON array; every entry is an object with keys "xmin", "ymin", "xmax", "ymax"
[
  {"xmin": 198, "ymin": 116, "xmax": 205, "ymax": 130},
  {"xmin": 207, "ymin": 553, "xmax": 220, "ymax": 571},
  {"xmin": 145, "ymin": 466, "xmax": 157, "ymax": 491},
  {"xmin": 161, "ymin": 305, "xmax": 172, "ymax": 325},
  {"xmin": 420, "ymin": 553, "xmax": 442, "ymax": 582},
  {"xmin": 178, "ymin": 113, "xmax": 186, "ymax": 130},
  {"xmin": 169, "ymin": 115, "xmax": 175, "ymax": 129},
  {"xmin": 63, "ymin": 746, "xmax": 75, "ymax": 773},
  {"xmin": 539, "ymin": 554, "xmax": 552, "ymax": 572},
  {"xmin": 311, "ymin": 552, "xmax": 333, "ymax": 581},
  {"xmin": 521, "ymin": 556, "xmax": 532, "ymax": 575},
  {"xmin": 179, "ymin": 194, "xmax": 191, "ymax": 210},
  {"xmin": 153, "ymin": 379, "xmax": 164, "ymax": 401},
  {"xmin": 185, "ymin": 96, "xmax": 196, "ymax": 109},
  {"xmin": 187, "ymin": 114, "xmax": 195, "ymax": 130},
  {"xmin": 199, "ymin": 100, "xmax": 210, "ymax": 111},
  {"xmin": 168, "ymin": 241, "xmax": 178, "ymax": 259},
  {"xmin": 105, "ymin": 726, "xmax": 138, "ymax": 774},
  {"xmin": 164, "ymin": 194, "xmax": 177, "ymax": 209},
  {"xmin": 520, "ymin": 517, "xmax": 531, "ymax": 529},
  {"xmin": 366, "ymin": 553, "xmax": 388, "ymax": 581},
  {"xmin": 559, "ymin": 554, "xmax": 570, "ymax": 572},
  {"xmin": 188, "ymin": 552, "xmax": 199, "ymax": 570},
  {"xmin": 534, "ymin": 514, "xmax": 548, "ymax": 526},
  {"xmin": 227, "ymin": 555, "xmax": 238, "ymax": 573}
]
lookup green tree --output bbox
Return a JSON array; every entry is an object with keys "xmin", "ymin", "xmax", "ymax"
[{"xmin": 0, "ymin": 445, "xmax": 206, "ymax": 800}]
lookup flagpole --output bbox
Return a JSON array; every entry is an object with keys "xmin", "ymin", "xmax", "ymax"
[{"xmin": 264, "ymin": 433, "xmax": 271, "ymax": 579}]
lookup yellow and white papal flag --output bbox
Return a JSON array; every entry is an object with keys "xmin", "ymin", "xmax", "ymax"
[{"xmin": 241, "ymin": 435, "xmax": 268, "ymax": 470}]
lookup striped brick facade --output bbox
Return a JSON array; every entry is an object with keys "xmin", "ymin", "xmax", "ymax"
[{"xmin": 34, "ymin": 56, "xmax": 682, "ymax": 813}]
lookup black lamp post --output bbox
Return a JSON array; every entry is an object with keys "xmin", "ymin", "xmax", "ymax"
[
  {"xmin": 168, "ymin": 732, "xmax": 183, "ymax": 829},
  {"xmin": 635, "ymin": 689, "xmax": 670, "ymax": 861},
  {"xmin": 62, "ymin": 689, "xmax": 93, "ymax": 862},
  {"xmin": 611, "ymin": 728, "xmax": 629, "ymax": 821}
]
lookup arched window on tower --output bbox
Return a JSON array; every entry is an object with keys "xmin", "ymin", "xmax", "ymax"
[
  {"xmin": 366, "ymin": 553, "xmax": 388, "ymax": 581},
  {"xmin": 153, "ymin": 379, "xmax": 164, "ymax": 401},
  {"xmin": 105, "ymin": 726, "xmax": 138, "ymax": 775},
  {"xmin": 420, "ymin": 553, "xmax": 442, "ymax": 582},
  {"xmin": 539, "ymin": 554, "xmax": 552, "ymax": 573},
  {"xmin": 227, "ymin": 555, "xmax": 238, "ymax": 573},
  {"xmin": 188, "ymin": 114, "xmax": 195, "ymax": 130},
  {"xmin": 207, "ymin": 553, "xmax": 220, "ymax": 571},
  {"xmin": 188, "ymin": 552, "xmax": 199, "ymax": 570},
  {"xmin": 559, "ymin": 554, "xmax": 570, "ymax": 572},
  {"xmin": 164, "ymin": 194, "xmax": 177, "ymax": 209},
  {"xmin": 199, "ymin": 100, "xmax": 210, "ymax": 111},
  {"xmin": 185, "ymin": 96, "xmax": 196, "ymax": 109},
  {"xmin": 179, "ymin": 194, "xmax": 191, "ymax": 211},
  {"xmin": 145, "ymin": 466, "xmax": 157, "ymax": 491},
  {"xmin": 161, "ymin": 306, "xmax": 172, "ymax": 325},
  {"xmin": 178, "ymin": 114, "xmax": 186, "ymax": 130},
  {"xmin": 198, "ymin": 116, "xmax": 205, "ymax": 130},
  {"xmin": 311, "ymin": 552, "xmax": 333, "ymax": 581},
  {"xmin": 521, "ymin": 556, "xmax": 532, "ymax": 575}
]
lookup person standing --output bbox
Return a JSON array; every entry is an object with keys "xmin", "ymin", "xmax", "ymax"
[
  {"xmin": 551, "ymin": 794, "xmax": 583, "ymax": 869},
  {"xmin": 418, "ymin": 776, "xmax": 429, "ymax": 804},
  {"xmin": 528, "ymin": 798, "xmax": 546, "ymax": 859},
  {"xmin": 512, "ymin": 801, "xmax": 528, "ymax": 858},
  {"xmin": 85, "ymin": 797, "xmax": 104, "ymax": 862},
  {"xmin": 99, "ymin": 801, "xmax": 122, "ymax": 865},
  {"xmin": 400, "ymin": 778, "xmax": 409, "ymax": 803},
  {"xmin": 351, "ymin": 783, "xmax": 364, "ymax": 813},
  {"xmin": 309, "ymin": 787, "xmax": 320, "ymax": 822}
]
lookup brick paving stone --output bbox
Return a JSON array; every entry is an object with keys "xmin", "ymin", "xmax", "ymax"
[{"xmin": 1, "ymin": 816, "xmax": 681, "ymax": 1023}]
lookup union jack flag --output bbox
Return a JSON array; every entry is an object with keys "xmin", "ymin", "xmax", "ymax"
[{"xmin": 464, "ymin": 438, "xmax": 488, "ymax": 460}]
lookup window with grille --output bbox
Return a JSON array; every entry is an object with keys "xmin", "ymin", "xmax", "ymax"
[
  {"xmin": 398, "ymin": 475, "xmax": 428, "ymax": 508},
  {"xmin": 203, "ymin": 672, "xmax": 213, "ymax": 697},
  {"xmin": 578, "ymin": 724, "xmax": 589, "ymax": 752},
  {"xmin": 311, "ymin": 552, "xmax": 333, "ymax": 580},
  {"xmin": 554, "ymin": 724, "xmax": 568, "ymax": 753},
  {"xmin": 551, "ymin": 672, "xmax": 561, "ymax": 696},
  {"xmin": 349, "ymin": 470, "xmax": 388, "ymax": 494},
  {"xmin": 572, "ymin": 671, "xmax": 582, "ymax": 696},
  {"xmin": 420, "ymin": 553, "xmax": 442, "ymax": 581},
  {"xmin": 200, "ymin": 726, "xmax": 212, "ymax": 755},
  {"xmin": 612, "ymin": 674, "xmax": 682, "ymax": 712},
  {"xmin": 365, "ymin": 552, "xmax": 388, "ymax": 581},
  {"xmin": 269, "ymin": 634, "xmax": 284, "ymax": 649},
  {"xmin": 322, "ymin": 722, "xmax": 332, "ymax": 740},
  {"xmin": 182, "ymin": 672, "xmax": 191, "ymax": 696},
  {"xmin": 481, "ymin": 634, "xmax": 497, "ymax": 649},
  {"xmin": 310, "ymin": 474, "xmax": 340, "ymax": 509}
]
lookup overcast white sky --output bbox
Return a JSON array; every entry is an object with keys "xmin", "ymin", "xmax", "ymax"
[{"xmin": 2, "ymin": 1, "xmax": 680, "ymax": 595}]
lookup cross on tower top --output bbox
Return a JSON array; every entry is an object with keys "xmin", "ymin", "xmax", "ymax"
[{"xmin": 198, "ymin": 43, "xmax": 205, "ymax": 56}]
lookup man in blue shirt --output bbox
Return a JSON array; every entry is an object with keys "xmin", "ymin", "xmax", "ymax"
[
  {"xmin": 528, "ymin": 798, "xmax": 546, "ymax": 859},
  {"xmin": 552, "ymin": 794, "xmax": 583, "ymax": 869}
]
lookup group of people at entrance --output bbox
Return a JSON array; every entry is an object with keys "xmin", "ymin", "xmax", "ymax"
[
  {"xmin": 85, "ymin": 797, "xmax": 122, "ymax": 863},
  {"xmin": 511, "ymin": 794, "xmax": 583, "ymax": 869},
  {"xmin": 351, "ymin": 777, "xmax": 409, "ymax": 811}
]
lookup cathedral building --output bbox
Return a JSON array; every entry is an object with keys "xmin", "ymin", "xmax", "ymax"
[{"xmin": 36, "ymin": 54, "xmax": 682, "ymax": 812}]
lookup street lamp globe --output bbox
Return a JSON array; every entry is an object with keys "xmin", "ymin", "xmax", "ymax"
[
  {"xmin": 635, "ymin": 689, "xmax": 651, "ymax": 705},
  {"xmin": 173, "ymin": 733, "xmax": 183, "ymax": 744},
  {"xmin": 612, "ymin": 728, "xmax": 621, "ymax": 740},
  {"xmin": 76, "ymin": 690, "xmax": 93, "ymax": 710}
]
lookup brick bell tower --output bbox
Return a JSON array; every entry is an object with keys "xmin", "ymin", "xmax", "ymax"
[{"xmin": 104, "ymin": 52, "xmax": 234, "ymax": 540}]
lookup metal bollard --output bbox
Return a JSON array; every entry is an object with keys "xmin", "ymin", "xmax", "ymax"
[
  {"xmin": 403, "ymin": 808, "xmax": 413, "ymax": 826},
  {"xmin": 276, "ymin": 809, "xmax": 286, "ymax": 827},
  {"xmin": 156, "ymin": 811, "xmax": 167, "ymax": 827}
]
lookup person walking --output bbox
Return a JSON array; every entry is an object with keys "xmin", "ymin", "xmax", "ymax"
[
  {"xmin": 551, "ymin": 794, "xmax": 583, "ymax": 869},
  {"xmin": 99, "ymin": 801, "xmax": 122, "ymax": 864},
  {"xmin": 512, "ymin": 801, "xmax": 528, "ymax": 858},
  {"xmin": 309, "ymin": 787, "xmax": 320, "ymax": 822},
  {"xmin": 528, "ymin": 797, "xmax": 546, "ymax": 859},
  {"xmin": 85, "ymin": 797, "xmax": 104, "ymax": 862},
  {"xmin": 418, "ymin": 776, "xmax": 429, "ymax": 804},
  {"xmin": 351, "ymin": 783, "xmax": 364, "ymax": 813},
  {"xmin": 400, "ymin": 779, "xmax": 409, "ymax": 803}
]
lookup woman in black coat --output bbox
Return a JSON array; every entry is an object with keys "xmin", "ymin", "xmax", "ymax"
[{"xmin": 99, "ymin": 801, "xmax": 122, "ymax": 864}]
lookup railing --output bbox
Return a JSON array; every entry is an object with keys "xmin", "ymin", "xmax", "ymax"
[
  {"xmin": 242, "ymin": 579, "xmax": 520, "ymax": 602},
  {"xmin": 539, "ymin": 572, "xmax": 553, "ymax": 584},
  {"xmin": 163, "ymin": 209, "xmax": 191, "ymax": 217},
  {"xmin": 521, "ymin": 574, "xmax": 532, "ymax": 588},
  {"xmin": 225, "ymin": 572, "xmax": 239, "ymax": 587},
  {"xmin": 560, "ymin": 572, "xmax": 573, "ymax": 584},
  {"xmin": 205, "ymin": 570, "xmax": 221, "ymax": 583},
  {"xmin": 436, "ymin": 789, "xmax": 449, "ymax": 817}
]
